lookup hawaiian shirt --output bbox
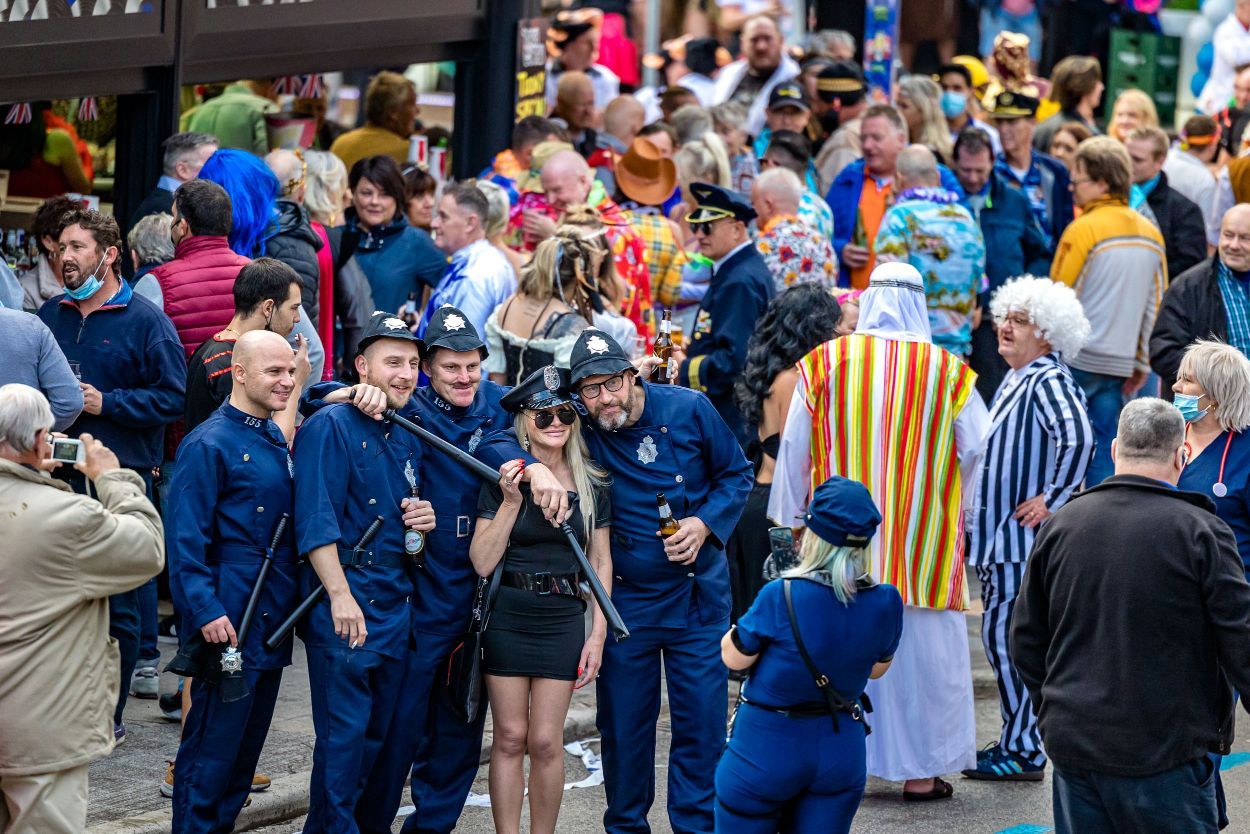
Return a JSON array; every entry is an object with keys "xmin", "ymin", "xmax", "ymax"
[
  {"xmin": 755, "ymin": 215, "xmax": 837, "ymax": 292},
  {"xmin": 598, "ymin": 192, "xmax": 656, "ymax": 345},
  {"xmin": 874, "ymin": 187, "xmax": 987, "ymax": 357},
  {"xmin": 798, "ymin": 190, "xmax": 835, "ymax": 240}
]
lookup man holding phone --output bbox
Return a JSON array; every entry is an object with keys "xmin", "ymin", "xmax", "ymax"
[{"xmin": 36, "ymin": 208, "xmax": 187, "ymax": 744}]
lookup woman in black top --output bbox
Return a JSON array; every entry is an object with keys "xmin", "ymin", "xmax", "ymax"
[{"xmin": 470, "ymin": 364, "xmax": 613, "ymax": 834}]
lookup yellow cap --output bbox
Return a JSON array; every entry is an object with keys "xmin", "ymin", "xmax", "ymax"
[{"xmin": 952, "ymin": 55, "xmax": 990, "ymax": 92}]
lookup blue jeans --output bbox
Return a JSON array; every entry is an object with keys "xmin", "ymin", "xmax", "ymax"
[
  {"xmin": 1054, "ymin": 758, "xmax": 1218, "ymax": 834},
  {"xmin": 1070, "ymin": 369, "xmax": 1126, "ymax": 487}
]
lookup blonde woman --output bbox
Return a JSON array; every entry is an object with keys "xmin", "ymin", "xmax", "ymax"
[
  {"xmin": 896, "ymin": 76, "xmax": 953, "ymax": 164},
  {"xmin": 557, "ymin": 205, "xmax": 641, "ymax": 355},
  {"xmin": 477, "ymin": 179, "xmax": 527, "ymax": 279},
  {"xmin": 1109, "ymin": 89, "xmax": 1158, "ymax": 144},
  {"xmin": 719, "ymin": 476, "xmax": 902, "ymax": 830},
  {"xmin": 472, "ymin": 365, "xmax": 613, "ymax": 834},
  {"xmin": 303, "ymin": 150, "xmax": 350, "ymax": 374},
  {"xmin": 482, "ymin": 233, "xmax": 595, "ymax": 386}
]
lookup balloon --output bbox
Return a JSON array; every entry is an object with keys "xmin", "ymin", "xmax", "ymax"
[
  {"xmin": 1204, "ymin": 0, "xmax": 1234, "ymax": 24},
  {"xmin": 1192, "ymin": 70, "xmax": 1210, "ymax": 98},
  {"xmin": 1187, "ymin": 15, "xmax": 1214, "ymax": 46},
  {"xmin": 1198, "ymin": 40, "xmax": 1216, "ymax": 73}
]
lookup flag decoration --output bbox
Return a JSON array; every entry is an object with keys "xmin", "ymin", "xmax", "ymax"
[{"xmin": 4, "ymin": 103, "xmax": 32, "ymax": 125}]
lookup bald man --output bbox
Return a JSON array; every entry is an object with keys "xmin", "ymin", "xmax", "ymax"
[
  {"xmin": 1151, "ymin": 202, "xmax": 1250, "ymax": 392},
  {"xmin": 591, "ymin": 96, "xmax": 647, "ymax": 197},
  {"xmin": 528, "ymin": 149, "xmax": 656, "ymax": 339},
  {"xmin": 751, "ymin": 167, "xmax": 838, "ymax": 290},
  {"xmin": 712, "ymin": 15, "xmax": 801, "ymax": 136},
  {"xmin": 553, "ymin": 71, "xmax": 598, "ymax": 158},
  {"xmin": 167, "ymin": 328, "xmax": 302, "ymax": 834}
]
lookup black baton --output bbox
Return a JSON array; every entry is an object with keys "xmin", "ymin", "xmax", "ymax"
[
  {"xmin": 219, "ymin": 513, "xmax": 290, "ymax": 702},
  {"xmin": 382, "ymin": 407, "xmax": 629, "ymax": 641},
  {"xmin": 264, "ymin": 515, "xmax": 384, "ymax": 651}
]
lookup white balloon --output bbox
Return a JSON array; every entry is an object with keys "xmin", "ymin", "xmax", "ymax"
[
  {"xmin": 1205, "ymin": 0, "xmax": 1234, "ymax": 24},
  {"xmin": 1187, "ymin": 15, "xmax": 1215, "ymax": 46}
]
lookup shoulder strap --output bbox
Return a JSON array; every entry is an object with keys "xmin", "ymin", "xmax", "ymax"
[
  {"xmin": 783, "ymin": 579, "xmax": 868, "ymax": 729},
  {"xmin": 473, "ymin": 561, "xmax": 506, "ymax": 634}
]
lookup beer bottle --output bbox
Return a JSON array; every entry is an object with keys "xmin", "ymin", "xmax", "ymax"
[
  {"xmin": 402, "ymin": 292, "xmax": 420, "ymax": 330},
  {"xmin": 404, "ymin": 486, "xmax": 426, "ymax": 567},
  {"xmin": 657, "ymin": 492, "xmax": 680, "ymax": 537},
  {"xmin": 650, "ymin": 310, "xmax": 673, "ymax": 384}
]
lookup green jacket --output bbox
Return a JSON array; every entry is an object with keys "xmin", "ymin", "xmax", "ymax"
[{"xmin": 184, "ymin": 83, "xmax": 277, "ymax": 155}]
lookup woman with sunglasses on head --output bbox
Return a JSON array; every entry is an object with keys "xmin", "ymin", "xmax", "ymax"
[{"xmin": 471, "ymin": 364, "xmax": 613, "ymax": 834}]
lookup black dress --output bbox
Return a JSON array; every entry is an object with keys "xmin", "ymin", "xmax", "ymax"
[{"xmin": 478, "ymin": 481, "xmax": 611, "ymax": 680}]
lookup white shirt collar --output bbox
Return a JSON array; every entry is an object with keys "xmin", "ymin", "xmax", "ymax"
[{"xmin": 713, "ymin": 240, "xmax": 753, "ymax": 273}]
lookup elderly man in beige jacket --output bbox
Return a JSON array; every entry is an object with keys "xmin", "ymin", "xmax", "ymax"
[{"xmin": 0, "ymin": 383, "xmax": 164, "ymax": 834}]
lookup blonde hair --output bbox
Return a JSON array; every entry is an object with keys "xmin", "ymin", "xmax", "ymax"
[
  {"xmin": 557, "ymin": 206, "xmax": 622, "ymax": 307},
  {"xmin": 896, "ymin": 75, "xmax": 952, "ymax": 162},
  {"xmin": 784, "ymin": 531, "xmax": 872, "ymax": 605},
  {"xmin": 1075, "ymin": 135, "xmax": 1132, "ymax": 199},
  {"xmin": 1178, "ymin": 340, "xmax": 1250, "ymax": 432},
  {"xmin": 674, "ymin": 134, "xmax": 732, "ymax": 190},
  {"xmin": 303, "ymin": 150, "xmax": 349, "ymax": 226},
  {"xmin": 1110, "ymin": 89, "xmax": 1159, "ymax": 142},
  {"xmin": 365, "ymin": 71, "xmax": 416, "ymax": 129},
  {"xmin": 512, "ymin": 411, "xmax": 608, "ymax": 540},
  {"xmin": 519, "ymin": 232, "xmax": 600, "ymax": 323},
  {"xmin": 476, "ymin": 179, "xmax": 511, "ymax": 239}
]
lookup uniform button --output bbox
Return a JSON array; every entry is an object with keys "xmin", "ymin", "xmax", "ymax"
[
  {"xmin": 615, "ymin": 575, "xmax": 623, "ymax": 581},
  {"xmin": 261, "ymin": 612, "xmax": 269, "ymax": 618},
  {"xmin": 660, "ymin": 427, "xmax": 668, "ymax": 434},
  {"xmin": 405, "ymin": 595, "xmax": 411, "ymax": 603},
  {"xmin": 368, "ymin": 498, "xmax": 377, "ymax": 505},
  {"xmin": 256, "ymin": 506, "xmax": 265, "ymax": 513},
  {"xmin": 369, "ymin": 599, "xmax": 376, "ymax": 605},
  {"xmin": 242, "ymin": 453, "xmax": 250, "ymax": 461},
  {"xmin": 675, "ymin": 475, "xmax": 683, "ymax": 483},
  {"xmin": 687, "ymin": 572, "xmax": 695, "ymax": 578},
  {"xmin": 362, "ymin": 441, "xmax": 367, "ymax": 449}
]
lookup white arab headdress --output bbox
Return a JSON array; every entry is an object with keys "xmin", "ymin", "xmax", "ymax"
[{"xmin": 855, "ymin": 262, "xmax": 932, "ymax": 344}]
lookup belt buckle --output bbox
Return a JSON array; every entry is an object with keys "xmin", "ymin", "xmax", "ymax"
[
  {"xmin": 533, "ymin": 571, "xmax": 554, "ymax": 595},
  {"xmin": 457, "ymin": 515, "xmax": 472, "ymax": 538},
  {"xmin": 849, "ymin": 703, "xmax": 863, "ymax": 721}
]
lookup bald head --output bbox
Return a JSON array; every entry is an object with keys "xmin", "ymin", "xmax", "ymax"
[
  {"xmin": 265, "ymin": 150, "xmax": 306, "ymax": 202},
  {"xmin": 895, "ymin": 144, "xmax": 940, "ymax": 191},
  {"xmin": 603, "ymin": 96, "xmax": 645, "ymax": 145},
  {"xmin": 1220, "ymin": 203, "xmax": 1250, "ymax": 272},
  {"xmin": 751, "ymin": 167, "xmax": 803, "ymax": 223},
  {"xmin": 541, "ymin": 150, "xmax": 593, "ymax": 212},
  {"xmin": 231, "ymin": 330, "xmax": 298, "ymax": 417},
  {"xmin": 555, "ymin": 71, "xmax": 596, "ymax": 131}
]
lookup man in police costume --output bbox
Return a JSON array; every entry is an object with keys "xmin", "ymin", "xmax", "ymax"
[
  {"xmin": 293, "ymin": 312, "xmax": 436, "ymax": 834},
  {"xmin": 477, "ymin": 328, "xmax": 753, "ymax": 834},
  {"xmin": 310, "ymin": 306, "xmax": 513, "ymax": 834},
  {"xmin": 166, "ymin": 330, "xmax": 302, "ymax": 833},
  {"xmin": 679, "ymin": 183, "xmax": 775, "ymax": 449}
]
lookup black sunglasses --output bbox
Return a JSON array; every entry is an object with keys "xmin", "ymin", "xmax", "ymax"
[{"xmin": 528, "ymin": 407, "xmax": 577, "ymax": 429}]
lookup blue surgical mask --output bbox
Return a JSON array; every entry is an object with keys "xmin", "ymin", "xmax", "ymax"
[
  {"xmin": 940, "ymin": 90, "xmax": 967, "ymax": 119},
  {"xmin": 64, "ymin": 255, "xmax": 106, "ymax": 301},
  {"xmin": 1173, "ymin": 393, "xmax": 1209, "ymax": 423}
]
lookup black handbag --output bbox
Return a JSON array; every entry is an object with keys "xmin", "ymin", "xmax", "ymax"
[{"xmin": 445, "ymin": 563, "xmax": 503, "ymax": 723}]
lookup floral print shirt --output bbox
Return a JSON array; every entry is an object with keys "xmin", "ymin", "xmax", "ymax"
[{"xmin": 755, "ymin": 215, "xmax": 837, "ymax": 292}]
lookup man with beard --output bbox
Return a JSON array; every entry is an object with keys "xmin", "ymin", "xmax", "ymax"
[
  {"xmin": 36, "ymin": 208, "xmax": 186, "ymax": 743},
  {"xmin": 293, "ymin": 312, "xmax": 436, "ymax": 834},
  {"xmin": 307, "ymin": 306, "xmax": 515, "ymax": 834},
  {"xmin": 476, "ymin": 328, "xmax": 753, "ymax": 834},
  {"xmin": 166, "ymin": 330, "xmax": 302, "ymax": 834},
  {"xmin": 712, "ymin": 15, "xmax": 801, "ymax": 138}
]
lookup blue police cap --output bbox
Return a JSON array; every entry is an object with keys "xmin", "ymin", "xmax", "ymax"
[
  {"xmin": 501, "ymin": 365, "xmax": 575, "ymax": 413},
  {"xmin": 423, "ymin": 305, "xmax": 488, "ymax": 359},
  {"xmin": 687, "ymin": 182, "xmax": 756, "ymax": 225},
  {"xmin": 804, "ymin": 476, "xmax": 882, "ymax": 549},
  {"xmin": 356, "ymin": 310, "xmax": 424, "ymax": 359}
]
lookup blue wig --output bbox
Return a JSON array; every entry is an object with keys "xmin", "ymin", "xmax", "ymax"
[{"xmin": 199, "ymin": 148, "xmax": 279, "ymax": 258}]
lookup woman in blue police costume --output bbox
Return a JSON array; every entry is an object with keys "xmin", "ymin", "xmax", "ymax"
[
  {"xmin": 1173, "ymin": 339, "xmax": 1250, "ymax": 829},
  {"xmin": 718, "ymin": 476, "xmax": 903, "ymax": 834},
  {"xmin": 470, "ymin": 364, "xmax": 614, "ymax": 834}
]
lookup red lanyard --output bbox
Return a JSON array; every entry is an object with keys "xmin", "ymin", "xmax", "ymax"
[{"xmin": 1185, "ymin": 427, "xmax": 1235, "ymax": 498}]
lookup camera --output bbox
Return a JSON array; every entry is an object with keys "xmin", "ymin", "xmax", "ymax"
[{"xmin": 49, "ymin": 438, "xmax": 85, "ymax": 465}]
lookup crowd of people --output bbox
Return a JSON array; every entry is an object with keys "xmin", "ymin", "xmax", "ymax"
[{"xmin": 5, "ymin": 5, "xmax": 1250, "ymax": 834}]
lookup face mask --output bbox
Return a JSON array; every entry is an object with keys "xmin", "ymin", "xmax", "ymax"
[
  {"xmin": 940, "ymin": 90, "xmax": 967, "ymax": 119},
  {"xmin": 1173, "ymin": 393, "xmax": 1209, "ymax": 423},
  {"xmin": 64, "ymin": 255, "xmax": 107, "ymax": 301}
]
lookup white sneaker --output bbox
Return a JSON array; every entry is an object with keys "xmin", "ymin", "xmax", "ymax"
[{"xmin": 130, "ymin": 665, "xmax": 160, "ymax": 699}]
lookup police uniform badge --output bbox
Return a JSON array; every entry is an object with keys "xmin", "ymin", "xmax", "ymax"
[
  {"xmin": 543, "ymin": 365, "xmax": 561, "ymax": 391},
  {"xmin": 637, "ymin": 435, "xmax": 658, "ymax": 464},
  {"xmin": 287, "ymin": 453, "xmax": 295, "ymax": 478},
  {"xmin": 444, "ymin": 313, "xmax": 467, "ymax": 331},
  {"xmin": 467, "ymin": 426, "xmax": 483, "ymax": 453},
  {"xmin": 383, "ymin": 317, "xmax": 408, "ymax": 331},
  {"xmin": 587, "ymin": 335, "xmax": 611, "ymax": 355}
]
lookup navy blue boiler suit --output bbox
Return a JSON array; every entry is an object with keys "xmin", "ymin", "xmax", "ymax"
[
  {"xmin": 355, "ymin": 382, "xmax": 514, "ymax": 834},
  {"xmin": 294, "ymin": 403, "xmax": 422, "ymax": 834},
  {"xmin": 478, "ymin": 383, "xmax": 753, "ymax": 834},
  {"xmin": 166, "ymin": 403, "xmax": 298, "ymax": 834},
  {"xmin": 715, "ymin": 579, "xmax": 903, "ymax": 834}
]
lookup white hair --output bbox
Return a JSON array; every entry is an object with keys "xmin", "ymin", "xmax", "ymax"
[
  {"xmin": 0, "ymin": 384, "xmax": 53, "ymax": 455},
  {"xmin": 753, "ymin": 167, "xmax": 803, "ymax": 214},
  {"xmin": 989, "ymin": 275, "xmax": 1091, "ymax": 362},
  {"xmin": 303, "ymin": 150, "xmax": 348, "ymax": 225},
  {"xmin": 127, "ymin": 212, "xmax": 175, "ymax": 266},
  {"xmin": 476, "ymin": 179, "xmax": 511, "ymax": 239}
]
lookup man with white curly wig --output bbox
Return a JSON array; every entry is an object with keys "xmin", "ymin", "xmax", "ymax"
[{"xmin": 964, "ymin": 275, "xmax": 1095, "ymax": 782}]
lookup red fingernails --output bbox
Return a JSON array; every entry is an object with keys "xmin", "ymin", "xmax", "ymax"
[{"xmin": 578, "ymin": 666, "xmax": 584, "ymax": 676}]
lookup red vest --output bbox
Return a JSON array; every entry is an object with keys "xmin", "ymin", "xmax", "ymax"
[{"xmin": 151, "ymin": 235, "xmax": 249, "ymax": 359}]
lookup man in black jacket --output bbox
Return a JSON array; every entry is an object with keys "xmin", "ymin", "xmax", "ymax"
[
  {"xmin": 129, "ymin": 132, "xmax": 218, "ymax": 230},
  {"xmin": 1126, "ymin": 126, "xmax": 1207, "ymax": 280},
  {"xmin": 1011, "ymin": 398, "xmax": 1250, "ymax": 834},
  {"xmin": 263, "ymin": 150, "xmax": 323, "ymax": 325},
  {"xmin": 1150, "ymin": 203, "xmax": 1250, "ymax": 392}
]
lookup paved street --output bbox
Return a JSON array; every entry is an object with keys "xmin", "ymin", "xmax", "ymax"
[{"xmin": 87, "ymin": 586, "xmax": 1250, "ymax": 834}]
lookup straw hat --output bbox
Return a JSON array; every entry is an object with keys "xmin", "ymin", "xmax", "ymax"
[{"xmin": 615, "ymin": 137, "xmax": 677, "ymax": 207}]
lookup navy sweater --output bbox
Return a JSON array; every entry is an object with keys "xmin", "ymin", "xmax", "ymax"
[{"xmin": 37, "ymin": 280, "xmax": 187, "ymax": 468}]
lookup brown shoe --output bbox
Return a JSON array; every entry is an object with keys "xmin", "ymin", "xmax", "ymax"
[{"xmin": 250, "ymin": 773, "xmax": 271, "ymax": 792}]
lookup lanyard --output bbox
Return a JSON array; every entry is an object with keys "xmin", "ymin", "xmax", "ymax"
[{"xmin": 1184, "ymin": 428, "xmax": 1234, "ymax": 498}]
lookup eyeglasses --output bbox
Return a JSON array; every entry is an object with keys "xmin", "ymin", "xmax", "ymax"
[
  {"xmin": 1068, "ymin": 176, "xmax": 1092, "ymax": 187},
  {"xmin": 528, "ymin": 407, "xmax": 577, "ymax": 428},
  {"xmin": 578, "ymin": 373, "xmax": 627, "ymax": 400},
  {"xmin": 993, "ymin": 312, "xmax": 1033, "ymax": 328}
]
